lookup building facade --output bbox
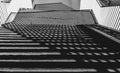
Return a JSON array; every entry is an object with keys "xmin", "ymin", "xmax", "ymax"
[
  {"xmin": 81, "ymin": 0, "xmax": 120, "ymax": 30},
  {"xmin": 32, "ymin": 0, "xmax": 81, "ymax": 10},
  {"xmin": 0, "ymin": 2, "xmax": 8, "ymax": 25}
]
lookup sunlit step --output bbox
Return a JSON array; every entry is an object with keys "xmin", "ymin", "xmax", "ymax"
[
  {"xmin": 0, "ymin": 29, "xmax": 12, "ymax": 30},
  {"xmin": 0, "ymin": 43, "xmax": 40, "ymax": 45},
  {"xmin": 0, "ymin": 33, "xmax": 17, "ymax": 35},
  {"xmin": 0, "ymin": 35, "xmax": 21, "ymax": 37},
  {"xmin": 0, "ymin": 59, "xmax": 76, "ymax": 62},
  {"xmin": 0, "ymin": 30, "xmax": 11, "ymax": 31},
  {"xmin": 0, "ymin": 40, "xmax": 33, "ymax": 42},
  {"xmin": 0, "ymin": 68, "xmax": 97, "ymax": 72},
  {"xmin": 0, "ymin": 47, "xmax": 49, "ymax": 49},
  {"xmin": 0, "ymin": 29, "xmax": 13, "ymax": 31},
  {"xmin": 0, "ymin": 37, "xmax": 26, "ymax": 39},
  {"xmin": 0, "ymin": 31, "xmax": 15, "ymax": 33},
  {"xmin": 0, "ymin": 52, "xmax": 61, "ymax": 55}
]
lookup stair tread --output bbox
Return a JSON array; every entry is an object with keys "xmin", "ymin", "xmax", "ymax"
[
  {"xmin": 0, "ymin": 52, "xmax": 61, "ymax": 55},
  {"xmin": 0, "ymin": 59, "xmax": 76, "ymax": 62},
  {"xmin": 0, "ymin": 33, "xmax": 17, "ymax": 34},
  {"xmin": 0, "ymin": 40, "xmax": 32, "ymax": 42},
  {"xmin": 0, "ymin": 37, "xmax": 26, "ymax": 39},
  {"xmin": 0, "ymin": 35, "xmax": 21, "ymax": 37},
  {"xmin": 0, "ymin": 47, "xmax": 49, "ymax": 49},
  {"xmin": 0, "ymin": 68, "xmax": 97, "ymax": 72},
  {"xmin": 0, "ymin": 43, "xmax": 40, "ymax": 45}
]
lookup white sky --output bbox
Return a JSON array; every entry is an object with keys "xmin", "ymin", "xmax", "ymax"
[{"xmin": 7, "ymin": 0, "xmax": 32, "ymax": 14}]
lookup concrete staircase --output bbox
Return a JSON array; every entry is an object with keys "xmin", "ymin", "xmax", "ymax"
[{"xmin": 1, "ymin": 23, "xmax": 120, "ymax": 73}]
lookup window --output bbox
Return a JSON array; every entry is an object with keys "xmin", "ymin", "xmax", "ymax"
[{"xmin": 97, "ymin": 0, "xmax": 120, "ymax": 7}]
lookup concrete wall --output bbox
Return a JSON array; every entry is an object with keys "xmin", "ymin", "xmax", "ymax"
[
  {"xmin": 3, "ymin": 0, "xmax": 80, "ymax": 24},
  {"xmin": 34, "ymin": 3, "xmax": 74, "ymax": 10},
  {"xmin": 33, "ymin": 0, "xmax": 80, "ymax": 10},
  {"xmin": 70, "ymin": 0, "xmax": 80, "ymax": 10},
  {"xmin": 80, "ymin": 0, "xmax": 120, "ymax": 30},
  {"xmin": 13, "ymin": 10, "xmax": 95, "ymax": 25}
]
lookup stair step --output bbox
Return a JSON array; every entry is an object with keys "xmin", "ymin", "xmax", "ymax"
[
  {"xmin": 0, "ymin": 31, "xmax": 15, "ymax": 33},
  {"xmin": 0, "ymin": 35, "xmax": 21, "ymax": 37},
  {"xmin": 0, "ymin": 40, "xmax": 33, "ymax": 42},
  {"xmin": 0, "ymin": 59, "xmax": 76, "ymax": 62},
  {"xmin": 0, "ymin": 33, "xmax": 17, "ymax": 35},
  {"xmin": 0, "ymin": 61, "xmax": 117, "ymax": 69},
  {"xmin": 0, "ymin": 52, "xmax": 61, "ymax": 55},
  {"xmin": 0, "ymin": 43, "xmax": 40, "ymax": 46},
  {"xmin": 0, "ymin": 37, "xmax": 26, "ymax": 39},
  {"xmin": 0, "ymin": 68, "xmax": 97, "ymax": 72},
  {"xmin": 0, "ymin": 49, "xmax": 53, "ymax": 52},
  {"xmin": 0, "ymin": 47, "xmax": 49, "ymax": 49},
  {"xmin": 0, "ymin": 47, "xmax": 50, "ymax": 52},
  {"xmin": 0, "ymin": 55, "xmax": 74, "ymax": 60}
]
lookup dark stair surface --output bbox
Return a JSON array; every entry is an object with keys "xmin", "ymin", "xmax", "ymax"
[{"xmin": 0, "ymin": 22, "xmax": 120, "ymax": 73}]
